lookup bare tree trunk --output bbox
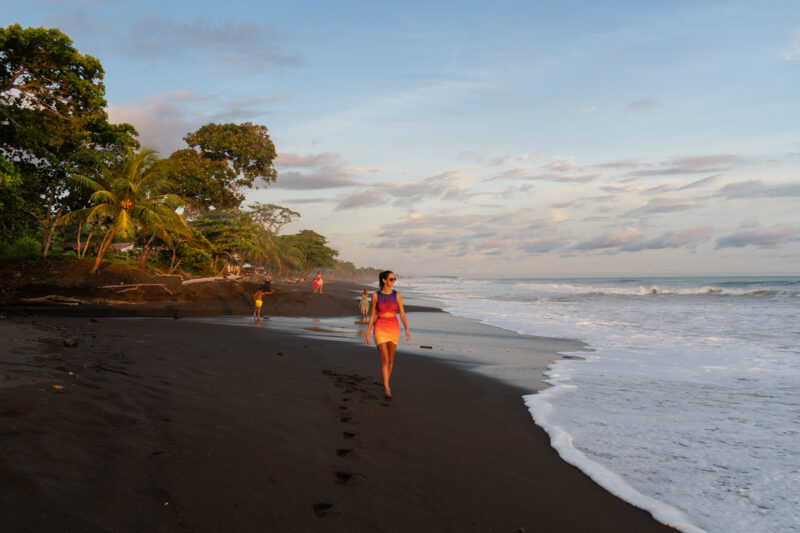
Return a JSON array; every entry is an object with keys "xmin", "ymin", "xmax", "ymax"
[
  {"xmin": 79, "ymin": 231, "xmax": 93, "ymax": 260},
  {"xmin": 76, "ymin": 221, "xmax": 94, "ymax": 260},
  {"xmin": 77, "ymin": 220, "xmax": 83, "ymax": 258},
  {"xmin": 138, "ymin": 234, "xmax": 156, "ymax": 268},
  {"xmin": 91, "ymin": 228, "xmax": 116, "ymax": 274},
  {"xmin": 168, "ymin": 244, "xmax": 181, "ymax": 273},
  {"xmin": 39, "ymin": 185, "xmax": 64, "ymax": 260}
]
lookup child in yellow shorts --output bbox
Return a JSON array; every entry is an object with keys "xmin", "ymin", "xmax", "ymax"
[{"xmin": 253, "ymin": 289, "xmax": 267, "ymax": 318}]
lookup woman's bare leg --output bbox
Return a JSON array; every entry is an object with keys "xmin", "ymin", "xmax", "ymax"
[
  {"xmin": 377, "ymin": 342, "xmax": 394, "ymax": 398},
  {"xmin": 386, "ymin": 342, "xmax": 397, "ymax": 381}
]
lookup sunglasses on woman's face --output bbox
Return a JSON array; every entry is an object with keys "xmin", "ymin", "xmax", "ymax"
[{"xmin": 388, "ymin": 277, "xmax": 396, "ymax": 281}]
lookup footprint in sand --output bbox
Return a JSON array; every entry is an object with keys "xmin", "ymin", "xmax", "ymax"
[
  {"xmin": 312, "ymin": 502, "xmax": 334, "ymax": 517},
  {"xmin": 334, "ymin": 471, "xmax": 366, "ymax": 486}
]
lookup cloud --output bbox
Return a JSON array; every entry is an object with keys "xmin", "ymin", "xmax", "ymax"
[
  {"xmin": 276, "ymin": 153, "xmax": 340, "ymax": 167},
  {"xmin": 546, "ymin": 157, "xmax": 577, "ymax": 172},
  {"xmin": 581, "ymin": 106, "xmax": 597, "ymax": 114},
  {"xmin": 622, "ymin": 226, "xmax": 710, "ymax": 251},
  {"xmin": 369, "ymin": 230, "xmax": 455, "ymax": 250},
  {"xmin": 457, "ymin": 150, "xmax": 522, "ymax": 167},
  {"xmin": 624, "ymin": 197, "xmax": 704, "ymax": 217},
  {"xmin": 108, "ymin": 91, "xmax": 204, "ymax": 153},
  {"xmin": 629, "ymin": 154, "xmax": 747, "ymax": 177},
  {"xmin": 120, "ymin": 15, "xmax": 299, "ymax": 71},
  {"xmin": 626, "ymin": 97, "xmax": 661, "ymax": 112},
  {"xmin": 366, "ymin": 212, "xmax": 497, "ymax": 254},
  {"xmin": 488, "ymin": 166, "xmax": 603, "ymax": 183},
  {"xmin": 371, "ymin": 169, "xmax": 473, "ymax": 205},
  {"xmin": 393, "ymin": 213, "xmax": 477, "ymax": 231},
  {"xmin": 600, "ymin": 183, "xmax": 643, "ymax": 194},
  {"xmin": 572, "ymin": 225, "xmax": 712, "ymax": 254},
  {"xmin": 336, "ymin": 190, "xmax": 382, "ymax": 210},
  {"xmin": 716, "ymin": 225, "xmax": 800, "ymax": 249},
  {"xmin": 591, "ymin": 159, "xmax": 643, "ymax": 169},
  {"xmin": 347, "ymin": 167, "xmax": 382, "ymax": 174},
  {"xmin": 678, "ymin": 174, "xmax": 721, "ymax": 191},
  {"xmin": 108, "ymin": 91, "xmax": 290, "ymax": 153},
  {"xmin": 208, "ymin": 94, "xmax": 292, "ymax": 121},
  {"xmin": 603, "ymin": 174, "xmax": 720, "ymax": 196},
  {"xmin": 537, "ymin": 156, "xmax": 603, "ymax": 182},
  {"xmin": 575, "ymin": 227, "xmax": 642, "ymax": 250},
  {"xmin": 272, "ymin": 152, "xmax": 378, "ymax": 190},
  {"xmin": 485, "ymin": 155, "xmax": 605, "ymax": 183},
  {"xmin": 497, "ymin": 184, "xmax": 535, "ymax": 199},
  {"xmin": 520, "ymin": 236, "xmax": 570, "ymax": 254},
  {"xmin": 280, "ymin": 197, "xmax": 329, "ymax": 204},
  {"xmin": 272, "ymin": 170, "xmax": 361, "ymax": 190},
  {"xmin": 713, "ymin": 179, "xmax": 800, "ymax": 199}
]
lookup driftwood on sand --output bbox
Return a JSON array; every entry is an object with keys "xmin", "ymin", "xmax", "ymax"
[
  {"xmin": 181, "ymin": 275, "xmax": 241, "ymax": 285},
  {"xmin": 21, "ymin": 295, "xmax": 84, "ymax": 305},
  {"xmin": 98, "ymin": 283, "xmax": 174, "ymax": 296}
]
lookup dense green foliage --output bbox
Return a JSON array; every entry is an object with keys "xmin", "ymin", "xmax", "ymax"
[
  {"xmin": 0, "ymin": 24, "xmax": 138, "ymax": 257},
  {"xmin": 326, "ymin": 260, "xmax": 383, "ymax": 281},
  {"xmin": 281, "ymin": 230, "xmax": 339, "ymax": 268},
  {"xmin": 0, "ymin": 153, "xmax": 25, "ymax": 240},
  {"xmin": 0, "ymin": 236, "xmax": 40, "ymax": 261},
  {"xmin": 0, "ymin": 24, "xmax": 375, "ymax": 278},
  {"xmin": 164, "ymin": 122, "xmax": 278, "ymax": 211},
  {"xmin": 62, "ymin": 147, "xmax": 190, "ymax": 273},
  {"xmin": 248, "ymin": 202, "xmax": 300, "ymax": 235}
]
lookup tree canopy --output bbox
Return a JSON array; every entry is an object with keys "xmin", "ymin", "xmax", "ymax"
[
  {"xmin": 0, "ymin": 24, "xmax": 138, "ymax": 258},
  {"xmin": 0, "ymin": 24, "xmax": 371, "ymax": 279},
  {"xmin": 62, "ymin": 147, "xmax": 189, "ymax": 273},
  {"xmin": 282, "ymin": 229, "xmax": 339, "ymax": 268},
  {"xmin": 165, "ymin": 122, "xmax": 278, "ymax": 211},
  {"xmin": 247, "ymin": 202, "xmax": 300, "ymax": 235}
]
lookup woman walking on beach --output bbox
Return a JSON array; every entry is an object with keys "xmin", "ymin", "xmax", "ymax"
[
  {"xmin": 365, "ymin": 271, "xmax": 410, "ymax": 399},
  {"xmin": 312, "ymin": 271, "xmax": 324, "ymax": 294}
]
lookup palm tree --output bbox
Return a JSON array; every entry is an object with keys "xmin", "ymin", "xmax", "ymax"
[
  {"xmin": 268, "ymin": 235, "xmax": 304, "ymax": 277},
  {"xmin": 61, "ymin": 147, "xmax": 190, "ymax": 274}
]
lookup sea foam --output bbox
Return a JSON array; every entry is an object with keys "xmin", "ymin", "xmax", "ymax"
[{"xmin": 408, "ymin": 276, "xmax": 800, "ymax": 533}]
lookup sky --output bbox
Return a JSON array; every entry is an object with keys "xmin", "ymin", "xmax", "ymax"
[{"xmin": 6, "ymin": 0, "xmax": 800, "ymax": 276}]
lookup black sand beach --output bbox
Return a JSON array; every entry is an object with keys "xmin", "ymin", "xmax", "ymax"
[{"xmin": 0, "ymin": 282, "xmax": 677, "ymax": 532}]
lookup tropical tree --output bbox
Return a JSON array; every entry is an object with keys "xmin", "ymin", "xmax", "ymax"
[
  {"xmin": 0, "ymin": 153, "xmax": 25, "ymax": 241},
  {"xmin": 0, "ymin": 25, "xmax": 138, "ymax": 258},
  {"xmin": 190, "ymin": 209, "xmax": 260, "ymax": 272},
  {"xmin": 283, "ymin": 229, "xmax": 339, "ymax": 269},
  {"xmin": 61, "ymin": 147, "xmax": 189, "ymax": 273},
  {"xmin": 164, "ymin": 122, "xmax": 278, "ymax": 211},
  {"xmin": 248, "ymin": 202, "xmax": 300, "ymax": 236}
]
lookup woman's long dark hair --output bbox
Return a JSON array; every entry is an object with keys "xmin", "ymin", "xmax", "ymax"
[{"xmin": 379, "ymin": 270, "xmax": 394, "ymax": 290}]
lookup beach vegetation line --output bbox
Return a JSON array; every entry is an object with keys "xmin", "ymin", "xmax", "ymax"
[{"xmin": 0, "ymin": 24, "xmax": 376, "ymax": 279}]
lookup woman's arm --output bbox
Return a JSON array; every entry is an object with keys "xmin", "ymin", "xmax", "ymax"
[
  {"xmin": 397, "ymin": 292, "xmax": 411, "ymax": 341},
  {"xmin": 365, "ymin": 293, "xmax": 378, "ymax": 345}
]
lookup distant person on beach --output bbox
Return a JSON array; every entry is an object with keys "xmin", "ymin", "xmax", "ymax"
[
  {"xmin": 312, "ymin": 271, "xmax": 324, "ymax": 294},
  {"xmin": 358, "ymin": 289, "xmax": 369, "ymax": 319},
  {"xmin": 365, "ymin": 271, "xmax": 410, "ymax": 399},
  {"xmin": 253, "ymin": 288, "xmax": 267, "ymax": 319},
  {"xmin": 263, "ymin": 272, "xmax": 273, "ymax": 294}
]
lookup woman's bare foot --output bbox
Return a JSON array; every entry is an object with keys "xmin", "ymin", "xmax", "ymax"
[{"xmin": 384, "ymin": 388, "xmax": 392, "ymax": 399}]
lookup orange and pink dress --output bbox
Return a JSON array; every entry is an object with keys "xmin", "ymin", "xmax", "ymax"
[{"xmin": 373, "ymin": 290, "xmax": 399, "ymax": 345}]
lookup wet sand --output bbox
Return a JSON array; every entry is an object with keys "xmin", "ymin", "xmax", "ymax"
[{"xmin": 0, "ymin": 282, "xmax": 676, "ymax": 532}]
